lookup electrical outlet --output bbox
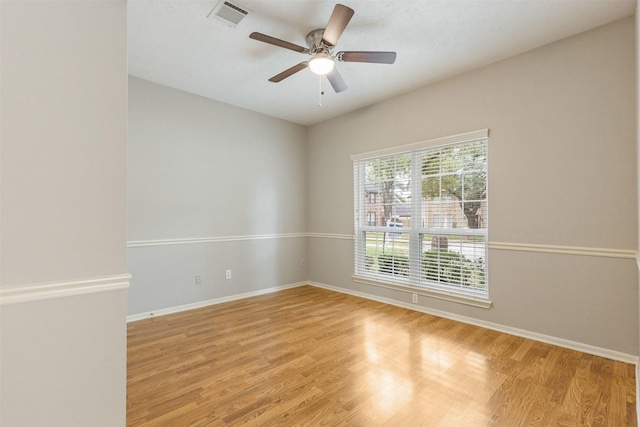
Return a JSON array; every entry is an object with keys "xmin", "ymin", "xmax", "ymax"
[
  {"xmin": 412, "ymin": 293, "xmax": 418, "ymax": 304},
  {"xmin": 225, "ymin": 269, "xmax": 232, "ymax": 280},
  {"xmin": 195, "ymin": 274, "xmax": 202, "ymax": 285}
]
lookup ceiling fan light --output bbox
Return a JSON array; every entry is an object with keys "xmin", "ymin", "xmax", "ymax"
[{"xmin": 308, "ymin": 54, "xmax": 335, "ymax": 75}]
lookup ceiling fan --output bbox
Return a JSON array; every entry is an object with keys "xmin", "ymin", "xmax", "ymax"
[{"xmin": 249, "ymin": 3, "xmax": 396, "ymax": 94}]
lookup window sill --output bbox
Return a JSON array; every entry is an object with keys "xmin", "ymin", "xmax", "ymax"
[{"xmin": 352, "ymin": 275, "xmax": 492, "ymax": 309}]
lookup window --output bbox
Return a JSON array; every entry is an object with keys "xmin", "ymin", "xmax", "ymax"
[
  {"xmin": 367, "ymin": 212, "xmax": 377, "ymax": 226},
  {"xmin": 352, "ymin": 130, "xmax": 489, "ymax": 304},
  {"xmin": 432, "ymin": 214, "xmax": 441, "ymax": 228}
]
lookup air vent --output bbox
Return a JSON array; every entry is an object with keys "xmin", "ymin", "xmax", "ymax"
[{"xmin": 207, "ymin": 0, "xmax": 250, "ymax": 27}]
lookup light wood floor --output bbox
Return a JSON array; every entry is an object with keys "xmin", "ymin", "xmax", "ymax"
[{"xmin": 127, "ymin": 286, "xmax": 637, "ymax": 426}]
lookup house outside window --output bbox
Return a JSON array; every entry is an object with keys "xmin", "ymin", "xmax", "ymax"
[
  {"xmin": 364, "ymin": 184, "xmax": 384, "ymax": 227},
  {"xmin": 352, "ymin": 130, "xmax": 489, "ymax": 305},
  {"xmin": 367, "ymin": 212, "xmax": 377, "ymax": 226}
]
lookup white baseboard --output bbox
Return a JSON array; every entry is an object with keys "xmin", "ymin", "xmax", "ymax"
[
  {"xmin": 308, "ymin": 281, "xmax": 639, "ymax": 365},
  {"xmin": 126, "ymin": 281, "xmax": 307, "ymax": 322},
  {"xmin": 0, "ymin": 273, "xmax": 131, "ymax": 305}
]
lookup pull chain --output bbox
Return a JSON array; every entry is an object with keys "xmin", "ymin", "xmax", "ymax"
[{"xmin": 318, "ymin": 75, "xmax": 324, "ymax": 107}]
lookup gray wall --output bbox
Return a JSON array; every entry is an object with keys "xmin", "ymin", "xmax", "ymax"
[
  {"xmin": 307, "ymin": 17, "xmax": 638, "ymax": 355},
  {"xmin": 127, "ymin": 77, "xmax": 308, "ymax": 315},
  {"xmin": 1, "ymin": 1, "xmax": 128, "ymax": 425}
]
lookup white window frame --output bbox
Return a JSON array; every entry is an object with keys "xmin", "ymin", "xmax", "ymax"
[{"xmin": 351, "ymin": 129, "xmax": 491, "ymax": 309}]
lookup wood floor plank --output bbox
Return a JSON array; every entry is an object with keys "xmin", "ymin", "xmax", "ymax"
[{"xmin": 127, "ymin": 286, "xmax": 637, "ymax": 426}]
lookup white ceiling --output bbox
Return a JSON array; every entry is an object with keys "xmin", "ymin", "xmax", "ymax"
[{"xmin": 128, "ymin": 0, "xmax": 636, "ymax": 126}]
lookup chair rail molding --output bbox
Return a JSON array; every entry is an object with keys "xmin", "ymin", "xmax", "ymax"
[
  {"xmin": 488, "ymin": 241, "xmax": 636, "ymax": 259},
  {"xmin": 0, "ymin": 273, "xmax": 131, "ymax": 305},
  {"xmin": 127, "ymin": 233, "xmax": 308, "ymax": 248}
]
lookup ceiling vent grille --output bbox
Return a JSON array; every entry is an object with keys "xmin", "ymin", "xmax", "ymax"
[{"xmin": 208, "ymin": 0, "xmax": 250, "ymax": 27}]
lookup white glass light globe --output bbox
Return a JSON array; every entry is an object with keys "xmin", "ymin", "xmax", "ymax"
[{"xmin": 308, "ymin": 54, "xmax": 335, "ymax": 75}]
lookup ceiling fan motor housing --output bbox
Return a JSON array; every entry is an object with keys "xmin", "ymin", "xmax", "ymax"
[{"xmin": 306, "ymin": 29, "xmax": 331, "ymax": 54}]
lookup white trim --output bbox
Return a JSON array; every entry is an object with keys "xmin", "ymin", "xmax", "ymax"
[
  {"xmin": 127, "ymin": 233, "xmax": 307, "ymax": 248},
  {"xmin": 350, "ymin": 129, "xmax": 489, "ymax": 161},
  {"xmin": 352, "ymin": 274, "xmax": 492, "ymax": 309},
  {"xmin": 127, "ymin": 281, "xmax": 307, "ymax": 322},
  {"xmin": 0, "ymin": 273, "xmax": 131, "ymax": 305},
  {"xmin": 307, "ymin": 233, "xmax": 353, "ymax": 240},
  {"xmin": 489, "ymin": 241, "xmax": 636, "ymax": 259},
  {"xmin": 127, "ymin": 233, "xmax": 636, "ymax": 263},
  {"xmin": 309, "ymin": 281, "xmax": 639, "ymax": 365}
]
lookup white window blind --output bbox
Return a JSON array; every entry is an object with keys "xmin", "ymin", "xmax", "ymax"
[{"xmin": 353, "ymin": 130, "xmax": 489, "ymax": 301}]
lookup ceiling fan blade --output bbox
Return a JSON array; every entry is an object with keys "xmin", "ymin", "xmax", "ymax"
[
  {"xmin": 321, "ymin": 4, "xmax": 354, "ymax": 47},
  {"xmin": 337, "ymin": 51, "xmax": 397, "ymax": 64},
  {"xmin": 250, "ymin": 32, "xmax": 309, "ymax": 53},
  {"xmin": 268, "ymin": 62, "xmax": 308, "ymax": 82},
  {"xmin": 326, "ymin": 67, "xmax": 347, "ymax": 93}
]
